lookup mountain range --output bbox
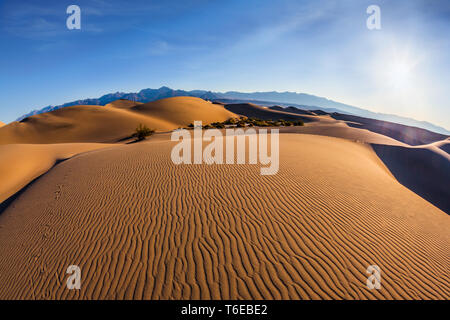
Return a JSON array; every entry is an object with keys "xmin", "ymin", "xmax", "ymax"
[{"xmin": 16, "ymin": 86, "xmax": 450, "ymax": 135}]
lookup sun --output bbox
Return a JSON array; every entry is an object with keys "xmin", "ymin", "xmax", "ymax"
[
  {"xmin": 386, "ymin": 59, "xmax": 414, "ymax": 88},
  {"xmin": 372, "ymin": 46, "xmax": 421, "ymax": 93}
]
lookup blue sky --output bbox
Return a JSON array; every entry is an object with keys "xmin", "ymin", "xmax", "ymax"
[{"xmin": 0, "ymin": 0, "xmax": 449, "ymax": 129}]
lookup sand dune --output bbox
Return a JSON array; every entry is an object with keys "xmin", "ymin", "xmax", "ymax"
[
  {"xmin": 0, "ymin": 97, "xmax": 236, "ymax": 144},
  {"xmin": 372, "ymin": 143, "xmax": 450, "ymax": 214},
  {"xmin": 440, "ymin": 143, "xmax": 450, "ymax": 154},
  {"xmin": 0, "ymin": 105, "xmax": 171, "ymax": 144},
  {"xmin": 269, "ymin": 106, "xmax": 317, "ymax": 116},
  {"xmin": 223, "ymin": 103, "xmax": 320, "ymax": 123},
  {"xmin": 104, "ymin": 99, "xmax": 142, "ymax": 108},
  {"xmin": 277, "ymin": 121, "xmax": 450, "ymax": 214},
  {"xmin": 425, "ymin": 138, "xmax": 450, "ymax": 154},
  {"xmin": 331, "ymin": 113, "xmax": 448, "ymax": 145},
  {"xmin": 0, "ymin": 97, "xmax": 448, "ymax": 300},
  {"xmin": 132, "ymin": 97, "xmax": 236, "ymax": 125},
  {"xmin": 277, "ymin": 123, "xmax": 406, "ymax": 146},
  {"xmin": 0, "ymin": 121, "xmax": 4, "ymax": 127},
  {"xmin": 0, "ymin": 134, "xmax": 448, "ymax": 300},
  {"xmin": 0, "ymin": 143, "xmax": 115, "ymax": 205}
]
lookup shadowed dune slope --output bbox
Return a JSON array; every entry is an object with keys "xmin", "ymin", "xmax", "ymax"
[
  {"xmin": 372, "ymin": 144, "xmax": 450, "ymax": 214},
  {"xmin": 331, "ymin": 113, "xmax": 448, "ymax": 145},
  {"xmin": 224, "ymin": 103, "xmax": 319, "ymax": 123},
  {"xmin": 309, "ymin": 110, "xmax": 329, "ymax": 116},
  {"xmin": 0, "ymin": 143, "xmax": 115, "ymax": 205},
  {"xmin": 0, "ymin": 97, "xmax": 237, "ymax": 144},
  {"xmin": 431, "ymin": 138, "xmax": 450, "ymax": 154},
  {"xmin": 440, "ymin": 143, "xmax": 450, "ymax": 154},
  {"xmin": 269, "ymin": 106, "xmax": 316, "ymax": 116},
  {"xmin": 0, "ymin": 134, "xmax": 448, "ymax": 300}
]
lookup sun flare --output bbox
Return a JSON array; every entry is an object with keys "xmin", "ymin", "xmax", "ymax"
[{"xmin": 386, "ymin": 58, "xmax": 415, "ymax": 88}]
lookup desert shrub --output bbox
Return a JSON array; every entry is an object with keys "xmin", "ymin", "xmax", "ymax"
[
  {"xmin": 202, "ymin": 117, "xmax": 302, "ymax": 129},
  {"xmin": 211, "ymin": 122, "xmax": 225, "ymax": 129},
  {"xmin": 224, "ymin": 118, "xmax": 238, "ymax": 125},
  {"xmin": 135, "ymin": 124, "xmax": 154, "ymax": 140},
  {"xmin": 253, "ymin": 120, "xmax": 269, "ymax": 127}
]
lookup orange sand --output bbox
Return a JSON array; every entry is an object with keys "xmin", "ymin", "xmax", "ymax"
[{"xmin": 0, "ymin": 97, "xmax": 448, "ymax": 300}]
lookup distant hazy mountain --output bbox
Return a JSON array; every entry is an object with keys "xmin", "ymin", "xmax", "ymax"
[{"xmin": 16, "ymin": 86, "xmax": 450, "ymax": 135}]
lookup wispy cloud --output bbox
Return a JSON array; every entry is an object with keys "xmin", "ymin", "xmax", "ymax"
[{"xmin": 0, "ymin": 1, "xmax": 108, "ymax": 39}]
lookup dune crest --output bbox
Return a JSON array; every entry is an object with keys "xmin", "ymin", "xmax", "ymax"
[
  {"xmin": 104, "ymin": 99, "xmax": 142, "ymax": 108},
  {"xmin": 0, "ymin": 143, "xmax": 115, "ymax": 205},
  {"xmin": 0, "ymin": 134, "xmax": 448, "ymax": 300},
  {"xmin": 223, "ymin": 102, "xmax": 319, "ymax": 123},
  {"xmin": 0, "ymin": 97, "xmax": 236, "ymax": 145},
  {"xmin": 372, "ymin": 143, "xmax": 450, "ymax": 214}
]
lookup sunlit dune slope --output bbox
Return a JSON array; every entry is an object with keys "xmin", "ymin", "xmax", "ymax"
[
  {"xmin": 0, "ymin": 105, "xmax": 173, "ymax": 144},
  {"xmin": 278, "ymin": 122, "xmax": 406, "ymax": 145},
  {"xmin": 0, "ymin": 143, "xmax": 115, "ymax": 205},
  {"xmin": 268, "ymin": 124, "xmax": 450, "ymax": 214},
  {"xmin": 0, "ymin": 134, "xmax": 448, "ymax": 300},
  {"xmin": 132, "ymin": 97, "xmax": 236, "ymax": 125},
  {"xmin": 0, "ymin": 121, "xmax": 5, "ymax": 127},
  {"xmin": 0, "ymin": 97, "xmax": 236, "ymax": 144}
]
